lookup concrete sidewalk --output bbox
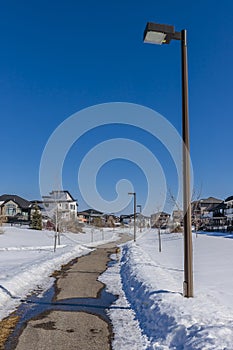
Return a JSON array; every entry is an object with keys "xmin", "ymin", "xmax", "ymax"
[{"xmin": 14, "ymin": 234, "xmax": 131, "ymax": 350}]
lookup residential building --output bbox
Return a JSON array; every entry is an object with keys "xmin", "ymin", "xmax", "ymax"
[
  {"xmin": 172, "ymin": 210, "xmax": 183, "ymax": 226},
  {"xmin": 151, "ymin": 212, "xmax": 170, "ymax": 228},
  {"xmin": 0, "ymin": 194, "xmax": 39, "ymax": 223},
  {"xmin": 207, "ymin": 202, "xmax": 227, "ymax": 230},
  {"xmin": 224, "ymin": 196, "xmax": 233, "ymax": 227},
  {"xmin": 77, "ymin": 209, "xmax": 103, "ymax": 225},
  {"xmin": 41, "ymin": 190, "xmax": 78, "ymax": 221},
  {"xmin": 191, "ymin": 197, "xmax": 222, "ymax": 229}
]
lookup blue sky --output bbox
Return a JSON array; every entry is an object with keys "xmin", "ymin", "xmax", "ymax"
[{"xmin": 0, "ymin": 0, "xmax": 232, "ymax": 214}]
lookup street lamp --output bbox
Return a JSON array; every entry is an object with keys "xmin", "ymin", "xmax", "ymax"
[
  {"xmin": 128, "ymin": 192, "xmax": 136, "ymax": 242},
  {"xmin": 137, "ymin": 204, "xmax": 142, "ymax": 232},
  {"xmin": 143, "ymin": 22, "xmax": 193, "ymax": 298}
]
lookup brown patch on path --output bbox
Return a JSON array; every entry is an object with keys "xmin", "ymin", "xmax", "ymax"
[
  {"xmin": 0, "ymin": 316, "xmax": 19, "ymax": 349},
  {"xmin": 10, "ymin": 234, "xmax": 131, "ymax": 350}
]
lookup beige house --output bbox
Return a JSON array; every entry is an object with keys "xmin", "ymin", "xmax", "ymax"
[
  {"xmin": 0, "ymin": 194, "xmax": 39, "ymax": 223},
  {"xmin": 172, "ymin": 210, "xmax": 183, "ymax": 226},
  {"xmin": 151, "ymin": 212, "xmax": 170, "ymax": 228},
  {"xmin": 41, "ymin": 190, "xmax": 78, "ymax": 221}
]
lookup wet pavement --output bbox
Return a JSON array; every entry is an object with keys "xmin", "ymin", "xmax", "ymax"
[{"xmin": 4, "ymin": 234, "xmax": 131, "ymax": 350}]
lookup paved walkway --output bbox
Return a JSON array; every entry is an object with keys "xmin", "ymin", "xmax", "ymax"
[{"xmin": 13, "ymin": 234, "xmax": 131, "ymax": 350}]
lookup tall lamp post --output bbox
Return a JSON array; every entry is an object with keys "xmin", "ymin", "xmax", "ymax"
[
  {"xmin": 143, "ymin": 22, "xmax": 193, "ymax": 297},
  {"xmin": 137, "ymin": 204, "xmax": 142, "ymax": 232},
  {"xmin": 128, "ymin": 192, "xmax": 137, "ymax": 242}
]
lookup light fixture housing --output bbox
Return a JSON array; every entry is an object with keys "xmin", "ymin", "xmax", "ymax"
[{"xmin": 143, "ymin": 22, "xmax": 180, "ymax": 45}]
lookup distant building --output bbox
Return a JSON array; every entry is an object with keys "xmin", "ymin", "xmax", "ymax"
[
  {"xmin": 77, "ymin": 209, "xmax": 103, "ymax": 225},
  {"xmin": 120, "ymin": 213, "xmax": 150, "ymax": 228},
  {"xmin": 151, "ymin": 212, "xmax": 170, "ymax": 228},
  {"xmin": 172, "ymin": 210, "xmax": 183, "ymax": 226},
  {"xmin": 191, "ymin": 197, "xmax": 223, "ymax": 229},
  {"xmin": 0, "ymin": 194, "xmax": 40, "ymax": 224},
  {"xmin": 207, "ymin": 202, "xmax": 227, "ymax": 230},
  {"xmin": 224, "ymin": 196, "xmax": 233, "ymax": 227},
  {"xmin": 40, "ymin": 190, "xmax": 78, "ymax": 221}
]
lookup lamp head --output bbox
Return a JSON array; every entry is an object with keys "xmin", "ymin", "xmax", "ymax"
[{"xmin": 143, "ymin": 22, "xmax": 180, "ymax": 45}]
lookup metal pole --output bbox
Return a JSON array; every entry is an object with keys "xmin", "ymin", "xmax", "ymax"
[
  {"xmin": 54, "ymin": 203, "xmax": 58, "ymax": 252},
  {"xmin": 181, "ymin": 29, "xmax": 193, "ymax": 297},
  {"xmin": 158, "ymin": 226, "xmax": 162, "ymax": 252},
  {"xmin": 134, "ymin": 193, "xmax": 136, "ymax": 242},
  {"xmin": 137, "ymin": 205, "xmax": 142, "ymax": 232}
]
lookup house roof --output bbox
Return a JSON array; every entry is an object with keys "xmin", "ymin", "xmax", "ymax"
[
  {"xmin": 199, "ymin": 197, "xmax": 222, "ymax": 204},
  {"xmin": 49, "ymin": 190, "xmax": 76, "ymax": 202},
  {"xmin": 209, "ymin": 202, "xmax": 226, "ymax": 212},
  {"xmin": 225, "ymin": 195, "xmax": 233, "ymax": 202},
  {"xmin": 151, "ymin": 211, "xmax": 170, "ymax": 217},
  {"xmin": 0, "ymin": 194, "xmax": 32, "ymax": 209},
  {"xmin": 41, "ymin": 190, "xmax": 78, "ymax": 204},
  {"xmin": 79, "ymin": 209, "xmax": 103, "ymax": 215},
  {"xmin": 30, "ymin": 201, "xmax": 43, "ymax": 209}
]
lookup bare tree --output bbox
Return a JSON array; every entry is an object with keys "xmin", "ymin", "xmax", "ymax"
[
  {"xmin": 152, "ymin": 204, "xmax": 169, "ymax": 252},
  {"xmin": 168, "ymin": 186, "xmax": 202, "ymax": 234}
]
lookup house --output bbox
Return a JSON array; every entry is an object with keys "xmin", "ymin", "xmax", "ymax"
[
  {"xmin": 120, "ymin": 214, "xmax": 132, "ymax": 225},
  {"xmin": 140, "ymin": 215, "xmax": 151, "ymax": 228},
  {"xmin": 207, "ymin": 202, "xmax": 227, "ymax": 230},
  {"xmin": 0, "ymin": 194, "xmax": 39, "ymax": 223},
  {"xmin": 120, "ymin": 213, "xmax": 137, "ymax": 224},
  {"xmin": 151, "ymin": 212, "xmax": 170, "ymax": 228},
  {"xmin": 102, "ymin": 214, "xmax": 120, "ymax": 227},
  {"xmin": 224, "ymin": 196, "xmax": 233, "ymax": 228},
  {"xmin": 172, "ymin": 210, "xmax": 183, "ymax": 226},
  {"xmin": 77, "ymin": 209, "xmax": 103, "ymax": 225},
  {"xmin": 191, "ymin": 197, "xmax": 222, "ymax": 229},
  {"xmin": 40, "ymin": 190, "xmax": 78, "ymax": 221}
]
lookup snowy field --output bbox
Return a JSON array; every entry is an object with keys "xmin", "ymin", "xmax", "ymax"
[
  {"xmin": 101, "ymin": 229, "xmax": 233, "ymax": 349},
  {"xmin": 0, "ymin": 225, "xmax": 119, "ymax": 320},
  {"xmin": 1, "ymin": 225, "xmax": 233, "ymax": 349}
]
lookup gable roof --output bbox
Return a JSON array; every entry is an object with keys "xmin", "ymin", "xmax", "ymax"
[
  {"xmin": 80, "ymin": 209, "xmax": 103, "ymax": 215},
  {"xmin": 200, "ymin": 197, "xmax": 222, "ymax": 204},
  {"xmin": 208, "ymin": 202, "xmax": 226, "ymax": 212},
  {"xmin": 225, "ymin": 195, "xmax": 233, "ymax": 202},
  {"xmin": 151, "ymin": 211, "xmax": 170, "ymax": 217},
  {"xmin": 0, "ymin": 194, "xmax": 32, "ymax": 209},
  {"xmin": 49, "ymin": 190, "xmax": 76, "ymax": 202}
]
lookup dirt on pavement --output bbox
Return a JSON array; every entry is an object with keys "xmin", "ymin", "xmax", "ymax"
[{"xmin": 8, "ymin": 234, "xmax": 131, "ymax": 350}]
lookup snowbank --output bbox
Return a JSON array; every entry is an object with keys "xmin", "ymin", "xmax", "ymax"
[
  {"xmin": 0, "ymin": 225, "xmax": 119, "ymax": 320},
  {"xmin": 102, "ymin": 230, "xmax": 233, "ymax": 349}
]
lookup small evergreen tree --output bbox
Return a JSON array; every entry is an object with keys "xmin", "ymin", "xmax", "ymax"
[{"xmin": 31, "ymin": 204, "xmax": 42, "ymax": 230}]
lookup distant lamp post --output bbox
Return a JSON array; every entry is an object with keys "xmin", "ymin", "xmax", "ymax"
[
  {"xmin": 143, "ymin": 22, "xmax": 193, "ymax": 298},
  {"xmin": 128, "ymin": 192, "xmax": 137, "ymax": 242},
  {"xmin": 137, "ymin": 204, "xmax": 142, "ymax": 232}
]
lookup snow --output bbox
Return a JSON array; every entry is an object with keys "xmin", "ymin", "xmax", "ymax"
[
  {"xmin": 100, "ymin": 229, "xmax": 233, "ymax": 349},
  {"xmin": 0, "ymin": 225, "xmax": 119, "ymax": 319},
  {"xmin": 1, "ymin": 225, "xmax": 233, "ymax": 349}
]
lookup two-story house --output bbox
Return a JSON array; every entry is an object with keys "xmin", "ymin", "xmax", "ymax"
[
  {"xmin": 191, "ymin": 197, "xmax": 222, "ymax": 229},
  {"xmin": 207, "ymin": 202, "xmax": 227, "ymax": 230},
  {"xmin": 41, "ymin": 190, "xmax": 78, "ymax": 221},
  {"xmin": 151, "ymin": 212, "xmax": 170, "ymax": 228},
  {"xmin": 224, "ymin": 196, "xmax": 233, "ymax": 228}
]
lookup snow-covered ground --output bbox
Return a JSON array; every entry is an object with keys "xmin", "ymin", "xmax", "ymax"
[
  {"xmin": 0, "ymin": 225, "xmax": 119, "ymax": 320},
  {"xmin": 1, "ymin": 225, "xmax": 233, "ymax": 349},
  {"xmin": 101, "ymin": 229, "xmax": 233, "ymax": 349}
]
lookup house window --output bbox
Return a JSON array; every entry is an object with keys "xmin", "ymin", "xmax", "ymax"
[{"xmin": 5, "ymin": 204, "xmax": 17, "ymax": 216}]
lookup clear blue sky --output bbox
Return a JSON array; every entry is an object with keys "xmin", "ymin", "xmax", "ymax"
[{"xmin": 0, "ymin": 0, "xmax": 232, "ymax": 214}]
